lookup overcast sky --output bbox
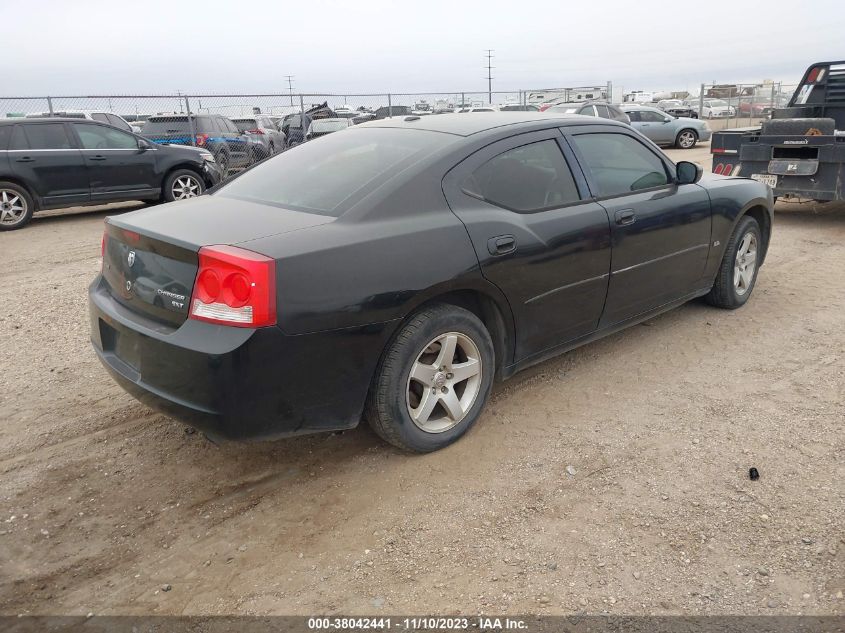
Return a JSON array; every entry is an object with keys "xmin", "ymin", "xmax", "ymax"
[{"xmin": 4, "ymin": 0, "xmax": 844, "ymax": 96}]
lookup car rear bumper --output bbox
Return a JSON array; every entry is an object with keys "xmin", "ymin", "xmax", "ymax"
[
  {"xmin": 89, "ymin": 276, "xmax": 394, "ymax": 441},
  {"xmin": 699, "ymin": 129, "xmax": 712, "ymax": 142}
]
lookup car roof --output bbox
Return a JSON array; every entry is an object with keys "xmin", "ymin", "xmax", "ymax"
[
  {"xmin": 0, "ymin": 117, "xmax": 111, "ymax": 125},
  {"xmin": 359, "ymin": 112, "xmax": 610, "ymax": 136}
]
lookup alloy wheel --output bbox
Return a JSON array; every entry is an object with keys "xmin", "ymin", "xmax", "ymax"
[
  {"xmin": 0, "ymin": 189, "xmax": 27, "ymax": 227},
  {"xmin": 678, "ymin": 131, "xmax": 696, "ymax": 148},
  {"xmin": 733, "ymin": 231, "xmax": 758, "ymax": 295},
  {"xmin": 171, "ymin": 175, "xmax": 201, "ymax": 200},
  {"xmin": 406, "ymin": 332, "xmax": 483, "ymax": 433}
]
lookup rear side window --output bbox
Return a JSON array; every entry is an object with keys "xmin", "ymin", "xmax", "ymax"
[
  {"xmin": 107, "ymin": 114, "xmax": 132, "ymax": 131},
  {"xmin": 578, "ymin": 105, "xmax": 596, "ymax": 116},
  {"xmin": 625, "ymin": 110, "xmax": 641, "ymax": 122},
  {"xmin": 463, "ymin": 139, "xmax": 581, "ymax": 213},
  {"xmin": 91, "ymin": 113, "xmax": 109, "ymax": 123},
  {"xmin": 75, "ymin": 123, "xmax": 138, "ymax": 150},
  {"xmin": 0, "ymin": 126, "xmax": 10, "ymax": 150},
  {"xmin": 594, "ymin": 104, "xmax": 610, "ymax": 118},
  {"xmin": 570, "ymin": 133, "xmax": 669, "ymax": 197},
  {"xmin": 22, "ymin": 123, "xmax": 73, "ymax": 149}
]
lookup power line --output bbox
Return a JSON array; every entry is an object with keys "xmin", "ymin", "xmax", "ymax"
[{"xmin": 485, "ymin": 50, "xmax": 495, "ymax": 104}]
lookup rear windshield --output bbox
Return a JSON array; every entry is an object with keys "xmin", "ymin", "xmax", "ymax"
[
  {"xmin": 143, "ymin": 117, "xmax": 194, "ymax": 134},
  {"xmin": 215, "ymin": 127, "xmax": 450, "ymax": 217},
  {"xmin": 311, "ymin": 119, "xmax": 348, "ymax": 133},
  {"xmin": 232, "ymin": 119, "xmax": 259, "ymax": 132}
]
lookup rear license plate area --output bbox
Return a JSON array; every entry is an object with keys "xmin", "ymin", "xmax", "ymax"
[
  {"xmin": 751, "ymin": 174, "xmax": 778, "ymax": 187},
  {"xmin": 99, "ymin": 320, "xmax": 141, "ymax": 371}
]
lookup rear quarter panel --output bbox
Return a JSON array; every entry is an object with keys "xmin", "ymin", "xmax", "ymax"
[{"xmin": 240, "ymin": 171, "xmax": 492, "ymax": 336}]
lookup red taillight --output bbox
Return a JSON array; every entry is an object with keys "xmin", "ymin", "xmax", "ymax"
[
  {"xmin": 807, "ymin": 67, "xmax": 820, "ymax": 83},
  {"xmin": 538, "ymin": 104, "xmax": 551, "ymax": 112},
  {"xmin": 189, "ymin": 245, "xmax": 276, "ymax": 327},
  {"xmin": 196, "ymin": 133, "xmax": 209, "ymax": 147},
  {"xmin": 247, "ymin": 128, "xmax": 265, "ymax": 135}
]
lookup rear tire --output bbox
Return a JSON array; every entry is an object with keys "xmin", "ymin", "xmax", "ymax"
[
  {"xmin": 705, "ymin": 215, "xmax": 761, "ymax": 309},
  {"xmin": 0, "ymin": 181, "xmax": 35, "ymax": 231},
  {"xmin": 366, "ymin": 304, "xmax": 494, "ymax": 452}
]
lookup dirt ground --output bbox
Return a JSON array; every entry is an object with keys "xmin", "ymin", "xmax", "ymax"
[{"xmin": 0, "ymin": 144, "xmax": 843, "ymax": 617}]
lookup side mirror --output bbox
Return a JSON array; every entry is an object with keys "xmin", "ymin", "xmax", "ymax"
[
  {"xmin": 663, "ymin": 117, "xmax": 672, "ymax": 123},
  {"xmin": 138, "ymin": 139, "xmax": 152, "ymax": 151},
  {"xmin": 677, "ymin": 161, "xmax": 703, "ymax": 184}
]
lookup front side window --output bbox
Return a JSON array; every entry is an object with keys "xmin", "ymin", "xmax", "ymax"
[
  {"xmin": 22, "ymin": 123, "xmax": 73, "ymax": 149},
  {"xmin": 75, "ymin": 123, "xmax": 138, "ymax": 149},
  {"xmin": 578, "ymin": 105, "xmax": 596, "ymax": 116},
  {"xmin": 594, "ymin": 104, "xmax": 610, "ymax": 118},
  {"xmin": 570, "ymin": 132, "xmax": 669, "ymax": 197},
  {"xmin": 91, "ymin": 113, "xmax": 109, "ymax": 123},
  {"xmin": 640, "ymin": 110, "xmax": 667, "ymax": 122},
  {"xmin": 463, "ymin": 139, "xmax": 581, "ymax": 213}
]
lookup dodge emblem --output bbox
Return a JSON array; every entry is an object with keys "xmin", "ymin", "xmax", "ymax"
[{"xmin": 127, "ymin": 250, "xmax": 136, "ymax": 267}]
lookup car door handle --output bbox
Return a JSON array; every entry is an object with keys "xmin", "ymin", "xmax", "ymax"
[
  {"xmin": 487, "ymin": 235, "xmax": 516, "ymax": 256},
  {"xmin": 15, "ymin": 156, "xmax": 35, "ymax": 163},
  {"xmin": 615, "ymin": 209, "xmax": 636, "ymax": 226},
  {"xmin": 89, "ymin": 155, "xmax": 107, "ymax": 161}
]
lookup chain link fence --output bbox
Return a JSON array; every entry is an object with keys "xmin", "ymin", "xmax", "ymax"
[
  {"xmin": 0, "ymin": 80, "xmax": 800, "ymax": 154},
  {"xmin": 695, "ymin": 82, "xmax": 799, "ymax": 130}
]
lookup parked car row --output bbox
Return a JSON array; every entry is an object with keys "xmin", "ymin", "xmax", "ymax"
[
  {"xmin": 0, "ymin": 117, "xmax": 222, "ymax": 230},
  {"xmin": 535, "ymin": 100, "xmax": 711, "ymax": 149}
]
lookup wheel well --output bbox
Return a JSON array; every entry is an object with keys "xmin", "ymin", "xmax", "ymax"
[
  {"xmin": 0, "ymin": 177, "xmax": 39, "ymax": 210},
  {"xmin": 414, "ymin": 290, "xmax": 511, "ymax": 380},
  {"xmin": 742, "ymin": 205, "xmax": 771, "ymax": 262},
  {"xmin": 164, "ymin": 164, "xmax": 207, "ymax": 186}
]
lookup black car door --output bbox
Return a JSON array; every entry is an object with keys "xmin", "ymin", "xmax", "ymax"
[
  {"xmin": 8, "ymin": 122, "xmax": 90, "ymax": 207},
  {"xmin": 443, "ymin": 129, "xmax": 612, "ymax": 361},
  {"xmin": 565, "ymin": 126, "xmax": 712, "ymax": 327},
  {"xmin": 71, "ymin": 122, "xmax": 158, "ymax": 200}
]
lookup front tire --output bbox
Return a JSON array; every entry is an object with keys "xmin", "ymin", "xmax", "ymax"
[
  {"xmin": 705, "ymin": 215, "xmax": 761, "ymax": 309},
  {"xmin": 0, "ymin": 181, "xmax": 35, "ymax": 231},
  {"xmin": 675, "ymin": 129, "xmax": 698, "ymax": 149},
  {"xmin": 366, "ymin": 304, "xmax": 494, "ymax": 452},
  {"xmin": 163, "ymin": 169, "xmax": 204, "ymax": 202}
]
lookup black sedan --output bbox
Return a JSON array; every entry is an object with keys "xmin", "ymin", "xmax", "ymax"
[
  {"xmin": 89, "ymin": 113, "xmax": 773, "ymax": 452},
  {"xmin": 0, "ymin": 118, "xmax": 222, "ymax": 230}
]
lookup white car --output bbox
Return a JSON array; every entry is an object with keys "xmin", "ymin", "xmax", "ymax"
[
  {"xmin": 24, "ymin": 110, "xmax": 139, "ymax": 133},
  {"xmin": 456, "ymin": 107, "xmax": 496, "ymax": 113},
  {"xmin": 700, "ymin": 100, "xmax": 735, "ymax": 119}
]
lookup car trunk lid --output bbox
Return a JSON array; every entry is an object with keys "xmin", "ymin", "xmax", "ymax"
[{"xmin": 103, "ymin": 196, "xmax": 334, "ymax": 326}]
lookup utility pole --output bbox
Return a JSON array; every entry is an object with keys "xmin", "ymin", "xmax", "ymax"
[
  {"xmin": 484, "ymin": 49, "xmax": 494, "ymax": 105},
  {"xmin": 285, "ymin": 75, "xmax": 295, "ymax": 106}
]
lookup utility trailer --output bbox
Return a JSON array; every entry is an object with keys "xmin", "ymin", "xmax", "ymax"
[{"xmin": 710, "ymin": 61, "xmax": 845, "ymax": 202}]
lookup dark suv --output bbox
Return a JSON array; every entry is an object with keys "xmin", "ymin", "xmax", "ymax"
[
  {"xmin": 142, "ymin": 115, "xmax": 251, "ymax": 176},
  {"xmin": 0, "ymin": 118, "xmax": 222, "ymax": 231}
]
